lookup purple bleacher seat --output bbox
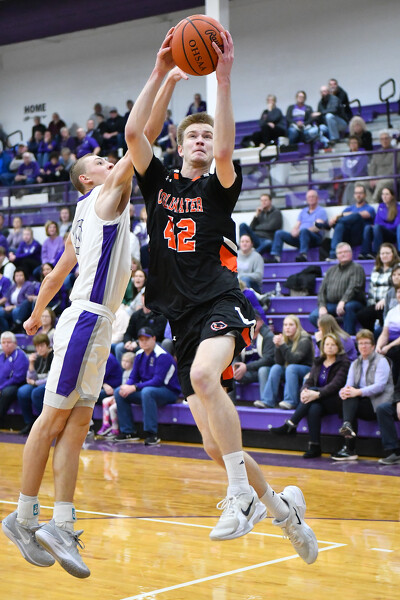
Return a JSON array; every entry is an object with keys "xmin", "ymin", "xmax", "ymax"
[
  {"xmin": 263, "ymin": 259, "xmax": 375, "ymax": 279},
  {"xmin": 268, "ymin": 296, "xmax": 318, "ymax": 314}
]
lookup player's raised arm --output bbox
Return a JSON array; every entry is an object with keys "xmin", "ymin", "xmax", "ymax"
[
  {"xmin": 144, "ymin": 67, "xmax": 188, "ymax": 145},
  {"xmin": 125, "ymin": 30, "xmax": 175, "ymax": 175},
  {"xmin": 212, "ymin": 30, "xmax": 236, "ymax": 188}
]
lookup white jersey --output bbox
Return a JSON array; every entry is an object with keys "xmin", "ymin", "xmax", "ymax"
[{"xmin": 69, "ymin": 185, "xmax": 131, "ymax": 315}]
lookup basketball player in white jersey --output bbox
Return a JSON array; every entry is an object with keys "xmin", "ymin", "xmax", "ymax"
[{"xmin": 2, "ymin": 152, "xmax": 134, "ymax": 578}]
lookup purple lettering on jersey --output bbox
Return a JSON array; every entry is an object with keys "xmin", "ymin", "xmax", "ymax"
[
  {"xmin": 56, "ymin": 310, "xmax": 98, "ymax": 397},
  {"xmin": 90, "ymin": 224, "xmax": 118, "ymax": 304}
]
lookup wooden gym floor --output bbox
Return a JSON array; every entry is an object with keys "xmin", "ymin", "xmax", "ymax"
[{"xmin": 0, "ymin": 432, "xmax": 399, "ymax": 600}]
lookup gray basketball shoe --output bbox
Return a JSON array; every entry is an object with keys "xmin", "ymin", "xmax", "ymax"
[
  {"xmin": 2, "ymin": 511, "xmax": 55, "ymax": 567},
  {"xmin": 35, "ymin": 519, "xmax": 90, "ymax": 578},
  {"xmin": 273, "ymin": 485, "xmax": 319, "ymax": 564}
]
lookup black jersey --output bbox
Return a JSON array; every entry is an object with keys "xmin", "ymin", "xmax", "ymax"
[{"xmin": 135, "ymin": 156, "xmax": 242, "ymax": 321}]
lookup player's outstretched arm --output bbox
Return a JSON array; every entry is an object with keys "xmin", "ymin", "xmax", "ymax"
[
  {"xmin": 125, "ymin": 29, "xmax": 175, "ymax": 175},
  {"xmin": 144, "ymin": 67, "xmax": 188, "ymax": 145},
  {"xmin": 24, "ymin": 235, "xmax": 77, "ymax": 335},
  {"xmin": 213, "ymin": 30, "xmax": 236, "ymax": 189},
  {"xmin": 96, "ymin": 153, "xmax": 134, "ymax": 220}
]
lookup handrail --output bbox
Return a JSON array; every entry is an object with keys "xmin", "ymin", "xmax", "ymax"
[
  {"xmin": 349, "ymin": 98, "xmax": 361, "ymax": 116},
  {"xmin": 379, "ymin": 78, "xmax": 396, "ymax": 129},
  {"xmin": 5, "ymin": 130, "xmax": 24, "ymax": 149}
]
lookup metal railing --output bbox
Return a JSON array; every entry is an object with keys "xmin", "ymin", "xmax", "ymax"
[{"xmin": 379, "ymin": 78, "xmax": 396, "ymax": 129}]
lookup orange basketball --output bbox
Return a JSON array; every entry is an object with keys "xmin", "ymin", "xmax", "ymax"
[{"xmin": 171, "ymin": 14, "xmax": 225, "ymax": 76}]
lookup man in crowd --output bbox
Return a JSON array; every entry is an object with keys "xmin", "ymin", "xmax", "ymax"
[
  {"xmin": 0, "ymin": 331, "xmax": 29, "ymax": 427},
  {"xmin": 239, "ymin": 193, "xmax": 282, "ymax": 255}
]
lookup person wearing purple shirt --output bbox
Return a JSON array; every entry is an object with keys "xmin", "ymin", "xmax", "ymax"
[
  {"xmin": 36, "ymin": 131, "xmax": 58, "ymax": 168},
  {"xmin": 376, "ymin": 286, "xmax": 400, "ymax": 385},
  {"xmin": 114, "ymin": 327, "xmax": 180, "ymax": 445},
  {"xmin": 360, "ymin": 187, "xmax": 400, "ymax": 258},
  {"xmin": 97, "ymin": 352, "xmax": 123, "ymax": 404},
  {"xmin": 75, "ymin": 128, "xmax": 100, "ymax": 159},
  {"xmin": 9, "ymin": 226, "xmax": 41, "ymax": 277},
  {"xmin": 0, "ymin": 268, "xmax": 35, "ymax": 332},
  {"xmin": 59, "ymin": 127, "xmax": 77, "ymax": 154},
  {"xmin": 186, "ymin": 93, "xmax": 207, "ymax": 116},
  {"xmin": 0, "ymin": 331, "xmax": 29, "ymax": 426},
  {"xmin": 328, "ymin": 183, "xmax": 376, "ymax": 259},
  {"xmin": 14, "ymin": 153, "xmax": 40, "ymax": 185},
  {"xmin": 0, "ymin": 274, "xmax": 11, "ymax": 305},
  {"xmin": 269, "ymin": 189, "xmax": 328, "ymax": 262},
  {"xmin": 41, "ymin": 221, "xmax": 64, "ymax": 266}
]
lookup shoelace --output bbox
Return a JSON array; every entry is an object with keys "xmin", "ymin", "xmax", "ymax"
[
  {"xmin": 216, "ymin": 496, "xmax": 237, "ymax": 518},
  {"xmin": 282, "ymin": 522, "xmax": 303, "ymax": 546},
  {"xmin": 71, "ymin": 529, "xmax": 85, "ymax": 550}
]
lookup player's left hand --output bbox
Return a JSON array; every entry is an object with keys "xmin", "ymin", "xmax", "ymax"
[
  {"xmin": 24, "ymin": 314, "xmax": 41, "ymax": 336},
  {"xmin": 213, "ymin": 30, "xmax": 234, "ymax": 80},
  {"xmin": 155, "ymin": 28, "xmax": 175, "ymax": 74}
]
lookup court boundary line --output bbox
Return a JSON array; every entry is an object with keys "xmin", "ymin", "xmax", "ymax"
[{"xmin": 119, "ymin": 543, "xmax": 345, "ymax": 600}]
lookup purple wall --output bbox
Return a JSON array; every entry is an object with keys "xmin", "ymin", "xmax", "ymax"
[{"xmin": 0, "ymin": 0, "xmax": 201, "ymax": 46}]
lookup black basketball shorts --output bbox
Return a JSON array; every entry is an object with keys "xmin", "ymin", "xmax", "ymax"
[{"xmin": 170, "ymin": 289, "xmax": 256, "ymax": 397}]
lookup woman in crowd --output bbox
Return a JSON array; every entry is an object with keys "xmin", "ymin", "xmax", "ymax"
[
  {"xmin": 348, "ymin": 115, "xmax": 373, "ymax": 151},
  {"xmin": 8, "ymin": 226, "xmax": 41, "ymax": 278},
  {"xmin": 37, "ymin": 306, "xmax": 56, "ymax": 345},
  {"xmin": 313, "ymin": 313, "xmax": 357, "ymax": 361},
  {"xmin": 250, "ymin": 94, "xmax": 287, "ymax": 147},
  {"xmin": 383, "ymin": 263, "xmax": 400, "ymax": 319},
  {"xmin": 40, "ymin": 220, "xmax": 64, "ymax": 266},
  {"xmin": 271, "ymin": 333, "xmax": 350, "ymax": 458},
  {"xmin": 357, "ymin": 243, "xmax": 399, "ymax": 333},
  {"xmin": 376, "ymin": 285, "xmax": 400, "ymax": 384},
  {"xmin": 127, "ymin": 269, "xmax": 147, "ymax": 315},
  {"xmin": 58, "ymin": 206, "xmax": 72, "ymax": 236},
  {"xmin": 0, "ymin": 269, "xmax": 35, "ymax": 332},
  {"xmin": 359, "ymin": 187, "xmax": 400, "ymax": 259},
  {"xmin": 7, "ymin": 216, "xmax": 23, "ymax": 252},
  {"xmin": 254, "ymin": 314, "xmax": 313, "ymax": 410}
]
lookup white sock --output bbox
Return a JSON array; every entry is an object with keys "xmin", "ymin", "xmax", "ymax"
[
  {"xmin": 260, "ymin": 485, "xmax": 289, "ymax": 521},
  {"xmin": 17, "ymin": 493, "xmax": 40, "ymax": 527},
  {"xmin": 53, "ymin": 502, "xmax": 76, "ymax": 532},
  {"xmin": 223, "ymin": 451, "xmax": 251, "ymax": 496}
]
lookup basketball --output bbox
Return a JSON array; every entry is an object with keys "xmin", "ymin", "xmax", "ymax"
[{"xmin": 171, "ymin": 14, "xmax": 225, "ymax": 76}]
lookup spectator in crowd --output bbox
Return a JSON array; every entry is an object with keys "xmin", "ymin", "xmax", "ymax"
[
  {"xmin": 85, "ymin": 119, "xmax": 103, "ymax": 147},
  {"xmin": 161, "ymin": 123, "xmax": 181, "ymax": 169},
  {"xmin": 7, "ymin": 216, "xmax": 23, "ymax": 252},
  {"xmin": 40, "ymin": 221, "xmax": 64, "ymax": 266},
  {"xmin": 89, "ymin": 102, "xmax": 104, "ymax": 127},
  {"xmin": 0, "ymin": 331, "xmax": 29, "ymax": 427},
  {"xmin": 249, "ymin": 94, "xmax": 287, "ymax": 147},
  {"xmin": 0, "ymin": 246, "xmax": 15, "ymax": 281},
  {"xmin": 383, "ymin": 263, "xmax": 400, "ymax": 319},
  {"xmin": 39, "ymin": 151, "xmax": 63, "ymax": 183},
  {"xmin": 36, "ymin": 131, "xmax": 58, "ymax": 168},
  {"xmin": 47, "ymin": 113, "xmax": 66, "ymax": 140},
  {"xmin": 36, "ymin": 306, "xmax": 56, "ymax": 345},
  {"xmin": 75, "ymin": 127, "xmax": 101, "ymax": 159},
  {"xmin": 359, "ymin": 187, "xmax": 400, "ymax": 259},
  {"xmin": 58, "ymin": 206, "xmax": 72, "ymax": 237},
  {"xmin": 349, "ymin": 115, "xmax": 373, "ymax": 151},
  {"xmin": 0, "ymin": 271, "xmax": 11, "ymax": 310},
  {"xmin": 156, "ymin": 108, "xmax": 174, "ymax": 149},
  {"xmin": 186, "ymin": 93, "xmax": 207, "ymax": 115},
  {"xmin": 254, "ymin": 315, "xmax": 313, "ymax": 410},
  {"xmin": 0, "ymin": 214, "xmax": 9, "ymax": 238},
  {"xmin": 239, "ymin": 193, "xmax": 282, "ymax": 256},
  {"xmin": 286, "ymin": 91, "xmax": 319, "ymax": 145},
  {"xmin": 271, "ymin": 333, "xmax": 351, "ymax": 458},
  {"xmin": 115, "ymin": 300, "xmax": 167, "ymax": 364},
  {"xmin": 375, "ymin": 377, "xmax": 400, "ymax": 464},
  {"xmin": 59, "ymin": 127, "xmax": 77, "ymax": 154},
  {"xmin": 97, "ymin": 351, "xmax": 135, "ymax": 438},
  {"xmin": 332, "ymin": 329, "xmax": 393, "ymax": 461},
  {"xmin": 268, "ymin": 189, "xmax": 328, "ymax": 263},
  {"xmin": 17, "ymin": 333, "xmax": 53, "ymax": 435},
  {"xmin": 329, "ymin": 78, "xmax": 353, "ymax": 122},
  {"xmin": 312, "ymin": 313, "xmax": 357, "ymax": 361},
  {"xmin": 14, "ymin": 152, "xmax": 41, "ymax": 188},
  {"xmin": 326, "ymin": 184, "xmax": 375, "ymax": 260},
  {"xmin": 376, "ymin": 285, "xmax": 400, "ymax": 384},
  {"xmin": 357, "ymin": 243, "xmax": 399, "ymax": 333},
  {"xmin": 103, "ymin": 107, "xmax": 125, "ymax": 152},
  {"xmin": 309, "ymin": 243, "xmax": 366, "ymax": 334},
  {"xmin": 368, "ymin": 130, "xmax": 400, "ymax": 202},
  {"xmin": 312, "ymin": 85, "xmax": 347, "ymax": 144},
  {"xmin": 0, "ymin": 147, "xmax": 14, "ymax": 186},
  {"xmin": 9, "ymin": 143, "xmax": 28, "ymax": 173},
  {"xmin": 114, "ymin": 327, "xmax": 181, "ymax": 445},
  {"xmin": 8, "ymin": 226, "xmax": 41, "ymax": 278},
  {"xmin": 30, "ymin": 116, "xmax": 46, "ymax": 140},
  {"xmin": 59, "ymin": 148, "xmax": 76, "ymax": 179},
  {"xmin": 124, "ymin": 99, "xmax": 134, "ymax": 124},
  {"xmin": 97, "ymin": 352, "xmax": 123, "ymax": 404},
  {"xmin": 31, "ymin": 263, "xmax": 67, "ymax": 315},
  {"xmin": 237, "ymin": 234, "xmax": 264, "ymax": 293},
  {"xmin": 340, "ymin": 136, "xmax": 369, "ymax": 204},
  {"xmin": 0, "ymin": 268, "xmax": 35, "ymax": 332},
  {"xmin": 230, "ymin": 312, "xmax": 274, "ymax": 404},
  {"xmin": 28, "ymin": 130, "xmax": 44, "ymax": 157},
  {"xmin": 127, "ymin": 269, "xmax": 147, "ymax": 315},
  {"xmin": 132, "ymin": 206, "xmax": 149, "ymax": 268}
]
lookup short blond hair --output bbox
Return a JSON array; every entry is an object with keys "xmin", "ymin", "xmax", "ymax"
[
  {"xmin": 177, "ymin": 112, "xmax": 214, "ymax": 146},
  {"xmin": 70, "ymin": 153, "xmax": 96, "ymax": 193}
]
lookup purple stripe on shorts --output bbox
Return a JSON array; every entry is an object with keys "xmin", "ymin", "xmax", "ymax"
[
  {"xmin": 56, "ymin": 310, "xmax": 98, "ymax": 397},
  {"xmin": 89, "ymin": 224, "xmax": 118, "ymax": 304}
]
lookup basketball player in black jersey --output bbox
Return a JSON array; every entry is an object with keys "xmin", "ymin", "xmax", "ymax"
[{"xmin": 125, "ymin": 29, "xmax": 318, "ymax": 563}]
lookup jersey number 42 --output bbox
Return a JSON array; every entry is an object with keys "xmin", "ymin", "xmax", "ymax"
[{"xmin": 164, "ymin": 217, "xmax": 196, "ymax": 252}]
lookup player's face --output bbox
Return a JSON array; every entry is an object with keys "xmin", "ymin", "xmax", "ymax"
[
  {"xmin": 179, "ymin": 124, "xmax": 214, "ymax": 169},
  {"xmin": 84, "ymin": 156, "xmax": 114, "ymax": 185}
]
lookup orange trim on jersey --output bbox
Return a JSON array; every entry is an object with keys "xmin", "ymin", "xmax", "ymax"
[
  {"xmin": 222, "ymin": 365, "xmax": 233, "ymax": 380},
  {"xmin": 241, "ymin": 327, "xmax": 251, "ymax": 347},
  {"xmin": 173, "ymin": 172, "xmax": 179, "ymax": 180},
  {"xmin": 220, "ymin": 244, "xmax": 237, "ymax": 273},
  {"xmin": 192, "ymin": 175, "xmax": 201, "ymax": 181}
]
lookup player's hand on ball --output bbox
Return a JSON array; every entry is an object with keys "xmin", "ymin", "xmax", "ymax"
[
  {"xmin": 167, "ymin": 66, "xmax": 189, "ymax": 83},
  {"xmin": 214, "ymin": 30, "xmax": 234, "ymax": 79},
  {"xmin": 155, "ymin": 28, "xmax": 175, "ymax": 74}
]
